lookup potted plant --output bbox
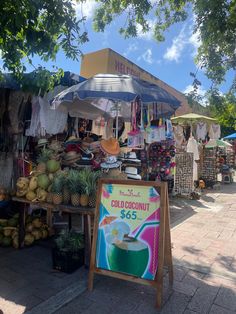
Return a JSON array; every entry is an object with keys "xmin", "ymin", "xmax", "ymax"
[{"xmin": 52, "ymin": 229, "xmax": 84, "ymax": 273}]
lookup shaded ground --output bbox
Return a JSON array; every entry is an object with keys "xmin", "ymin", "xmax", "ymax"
[{"xmin": 0, "ymin": 182, "xmax": 235, "ymax": 314}]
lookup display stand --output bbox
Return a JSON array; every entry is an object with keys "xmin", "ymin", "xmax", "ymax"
[
  {"xmin": 88, "ymin": 179, "xmax": 173, "ymax": 309},
  {"xmin": 12, "ymin": 197, "xmax": 94, "ymax": 267}
]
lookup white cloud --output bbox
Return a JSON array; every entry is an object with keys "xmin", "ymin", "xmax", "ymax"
[
  {"xmin": 137, "ymin": 19, "xmax": 155, "ymax": 41},
  {"xmin": 163, "ymin": 27, "xmax": 187, "ymax": 62},
  {"xmin": 123, "ymin": 43, "xmax": 138, "ymax": 57},
  {"xmin": 138, "ymin": 49, "xmax": 153, "ymax": 64},
  {"xmin": 164, "ymin": 24, "xmax": 202, "ymax": 63},
  {"xmin": 73, "ymin": 0, "xmax": 98, "ymax": 20}
]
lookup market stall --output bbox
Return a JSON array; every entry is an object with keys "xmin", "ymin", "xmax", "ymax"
[
  {"xmin": 171, "ymin": 113, "xmax": 224, "ymax": 193},
  {"xmin": 1, "ymin": 73, "xmax": 182, "ymax": 273}
]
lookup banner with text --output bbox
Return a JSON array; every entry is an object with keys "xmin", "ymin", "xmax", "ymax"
[{"xmin": 96, "ymin": 183, "xmax": 160, "ymax": 280}]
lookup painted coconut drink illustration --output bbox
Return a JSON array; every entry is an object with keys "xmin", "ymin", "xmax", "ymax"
[
  {"xmin": 103, "ymin": 219, "xmax": 149, "ymax": 277},
  {"xmin": 107, "ymin": 236, "xmax": 149, "ymax": 277}
]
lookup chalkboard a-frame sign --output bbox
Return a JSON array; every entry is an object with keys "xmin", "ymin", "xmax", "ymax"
[{"xmin": 88, "ymin": 179, "xmax": 173, "ymax": 309}]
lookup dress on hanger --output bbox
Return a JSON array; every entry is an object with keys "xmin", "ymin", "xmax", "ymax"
[
  {"xmin": 187, "ymin": 137, "xmax": 199, "ymax": 181},
  {"xmin": 196, "ymin": 122, "xmax": 207, "ymax": 140},
  {"xmin": 209, "ymin": 124, "xmax": 221, "ymax": 139},
  {"xmin": 173, "ymin": 125, "xmax": 184, "ymax": 148}
]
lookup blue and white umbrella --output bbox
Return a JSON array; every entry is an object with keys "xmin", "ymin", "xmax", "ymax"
[{"xmin": 51, "ymin": 74, "xmax": 181, "ymax": 120}]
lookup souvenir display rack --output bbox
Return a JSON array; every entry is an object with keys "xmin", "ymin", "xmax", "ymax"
[{"xmin": 174, "ymin": 152, "xmax": 194, "ymax": 195}]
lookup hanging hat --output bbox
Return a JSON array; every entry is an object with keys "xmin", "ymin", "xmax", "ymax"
[
  {"xmin": 37, "ymin": 138, "xmax": 48, "ymax": 148},
  {"xmin": 125, "ymin": 167, "xmax": 141, "ymax": 180},
  {"xmin": 100, "ymin": 138, "xmax": 120, "ymax": 156},
  {"xmin": 101, "ymin": 156, "xmax": 122, "ymax": 169},
  {"xmin": 48, "ymin": 140, "xmax": 63, "ymax": 152},
  {"xmin": 66, "ymin": 136, "xmax": 80, "ymax": 142},
  {"xmin": 120, "ymin": 152, "xmax": 141, "ymax": 163}
]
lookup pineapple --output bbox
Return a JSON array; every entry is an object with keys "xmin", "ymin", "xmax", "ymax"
[
  {"xmin": 63, "ymin": 186, "xmax": 70, "ymax": 204},
  {"xmin": 51, "ymin": 175, "xmax": 64, "ymax": 205},
  {"xmin": 37, "ymin": 149, "xmax": 53, "ymax": 173},
  {"xmin": 77, "ymin": 168, "xmax": 93, "ymax": 207},
  {"xmin": 88, "ymin": 171, "xmax": 101, "ymax": 208},
  {"xmin": 67, "ymin": 170, "xmax": 80, "ymax": 206}
]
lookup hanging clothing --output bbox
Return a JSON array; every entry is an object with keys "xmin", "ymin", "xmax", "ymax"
[
  {"xmin": 173, "ymin": 125, "xmax": 184, "ymax": 148},
  {"xmin": 187, "ymin": 137, "xmax": 199, "ymax": 181},
  {"xmin": 209, "ymin": 124, "xmax": 221, "ymax": 139},
  {"xmin": 120, "ymin": 122, "xmax": 131, "ymax": 141},
  {"xmin": 196, "ymin": 122, "xmax": 207, "ymax": 141},
  {"xmin": 91, "ymin": 117, "xmax": 107, "ymax": 138},
  {"xmin": 166, "ymin": 119, "xmax": 174, "ymax": 139}
]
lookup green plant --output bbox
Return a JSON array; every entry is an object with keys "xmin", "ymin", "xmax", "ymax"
[{"xmin": 55, "ymin": 230, "xmax": 84, "ymax": 253}]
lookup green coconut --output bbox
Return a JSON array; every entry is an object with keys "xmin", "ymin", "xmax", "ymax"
[
  {"xmin": 26, "ymin": 190, "xmax": 36, "ymax": 201},
  {"xmin": 37, "ymin": 174, "xmax": 50, "ymax": 190},
  {"xmin": 32, "ymin": 218, "xmax": 42, "ymax": 228},
  {"xmin": 46, "ymin": 159, "xmax": 60, "ymax": 173},
  {"xmin": 0, "ymin": 219, "xmax": 8, "ymax": 227},
  {"xmin": 31, "ymin": 229, "xmax": 42, "ymax": 240},
  {"xmin": 2, "ymin": 236, "xmax": 12, "ymax": 247},
  {"xmin": 7, "ymin": 218, "xmax": 18, "ymax": 227},
  {"xmin": 24, "ymin": 233, "xmax": 34, "ymax": 246},
  {"xmin": 12, "ymin": 236, "xmax": 19, "ymax": 249}
]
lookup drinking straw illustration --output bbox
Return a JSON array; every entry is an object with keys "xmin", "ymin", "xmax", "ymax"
[{"xmin": 134, "ymin": 221, "xmax": 160, "ymax": 239}]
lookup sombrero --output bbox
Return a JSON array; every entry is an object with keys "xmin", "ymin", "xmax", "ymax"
[{"xmin": 100, "ymin": 138, "xmax": 120, "ymax": 156}]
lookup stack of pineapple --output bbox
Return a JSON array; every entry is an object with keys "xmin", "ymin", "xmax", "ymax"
[{"xmin": 48, "ymin": 168, "xmax": 100, "ymax": 207}]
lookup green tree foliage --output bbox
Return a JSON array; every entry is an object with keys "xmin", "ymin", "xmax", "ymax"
[
  {"xmin": 92, "ymin": 0, "xmax": 236, "ymax": 91},
  {"xmin": 0, "ymin": 0, "xmax": 88, "ymax": 92},
  {"xmin": 208, "ymin": 91, "xmax": 236, "ymax": 136}
]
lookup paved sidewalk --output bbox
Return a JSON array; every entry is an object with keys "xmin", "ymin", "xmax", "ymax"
[{"xmin": 55, "ymin": 183, "xmax": 236, "ymax": 314}]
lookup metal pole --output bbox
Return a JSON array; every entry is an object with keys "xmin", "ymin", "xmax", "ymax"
[{"xmin": 115, "ymin": 103, "xmax": 119, "ymax": 139}]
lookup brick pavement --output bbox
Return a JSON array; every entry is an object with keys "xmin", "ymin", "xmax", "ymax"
[{"xmin": 0, "ymin": 182, "xmax": 235, "ymax": 314}]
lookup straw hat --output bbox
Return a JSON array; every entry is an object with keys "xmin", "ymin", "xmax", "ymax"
[
  {"xmin": 125, "ymin": 167, "xmax": 142, "ymax": 180},
  {"xmin": 65, "ymin": 136, "xmax": 81, "ymax": 143},
  {"xmin": 37, "ymin": 138, "xmax": 48, "ymax": 148},
  {"xmin": 62, "ymin": 151, "xmax": 81, "ymax": 165},
  {"xmin": 48, "ymin": 140, "xmax": 63, "ymax": 152},
  {"xmin": 119, "ymin": 152, "xmax": 141, "ymax": 163},
  {"xmin": 101, "ymin": 168, "xmax": 127, "ymax": 180},
  {"xmin": 101, "ymin": 156, "xmax": 122, "ymax": 169},
  {"xmin": 100, "ymin": 138, "xmax": 120, "ymax": 156}
]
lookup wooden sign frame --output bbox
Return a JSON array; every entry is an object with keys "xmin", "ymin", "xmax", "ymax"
[{"xmin": 88, "ymin": 179, "xmax": 173, "ymax": 309}]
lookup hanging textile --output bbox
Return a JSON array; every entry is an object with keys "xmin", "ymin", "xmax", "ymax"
[
  {"xmin": 187, "ymin": 137, "xmax": 199, "ymax": 181},
  {"xmin": 196, "ymin": 122, "xmax": 207, "ymax": 141},
  {"xmin": 127, "ymin": 101, "xmax": 144, "ymax": 148},
  {"xmin": 173, "ymin": 125, "xmax": 184, "ymax": 148},
  {"xmin": 166, "ymin": 119, "xmax": 174, "ymax": 139},
  {"xmin": 209, "ymin": 124, "xmax": 221, "ymax": 139}
]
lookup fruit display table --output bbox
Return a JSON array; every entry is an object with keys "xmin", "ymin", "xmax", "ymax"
[{"xmin": 12, "ymin": 197, "xmax": 95, "ymax": 267}]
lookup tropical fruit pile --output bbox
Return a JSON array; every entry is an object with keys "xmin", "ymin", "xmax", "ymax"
[
  {"xmin": 0, "ymin": 213, "xmax": 50, "ymax": 248},
  {"xmin": 15, "ymin": 149, "xmax": 61, "ymax": 202},
  {"xmin": 15, "ymin": 149, "xmax": 101, "ymax": 208},
  {"xmin": 24, "ymin": 215, "xmax": 49, "ymax": 246},
  {"xmin": 0, "ymin": 214, "xmax": 19, "ymax": 248}
]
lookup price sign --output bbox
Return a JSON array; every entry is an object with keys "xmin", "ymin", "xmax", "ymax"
[
  {"xmin": 94, "ymin": 182, "xmax": 161, "ymax": 280},
  {"xmin": 89, "ymin": 179, "xmax": 173, "ymax": 309}
]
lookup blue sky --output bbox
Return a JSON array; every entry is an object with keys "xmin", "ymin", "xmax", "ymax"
[{"xmin": 1, "ymin": 1, "xmax": 234, "ymax": 99}]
